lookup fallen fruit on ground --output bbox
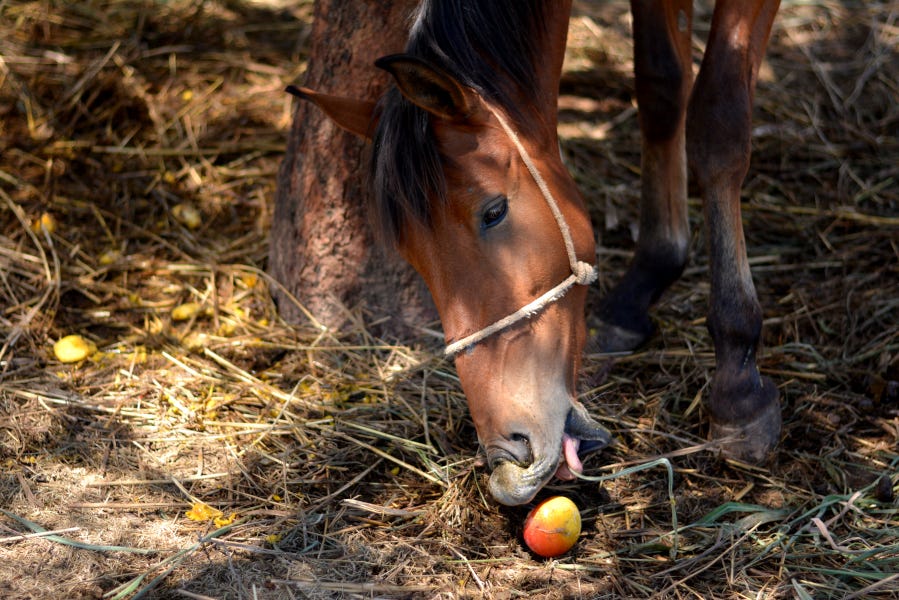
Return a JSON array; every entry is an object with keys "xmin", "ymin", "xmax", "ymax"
[
  {"xmin": 172, "ymin": 202, "xmax": 202, "ymax": 229},
  {"xmin": 522, "ymin": 495, "xmax": 581, "ymax": 557},
  {"xmin": 53, "ymin": 334, "xmax": 97, "ymax": 363},
  {"xmin": 31, "ymin": 212, "xmax": 57, "ymax": 234},
  {"xmin": 172, "ymin": 302, "xmax": 203, "ymax": 321}
]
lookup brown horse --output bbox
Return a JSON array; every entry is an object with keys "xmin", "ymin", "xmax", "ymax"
[{"xmin": 287, "ymin": 0, "xmax": 781, "ymax": 506}]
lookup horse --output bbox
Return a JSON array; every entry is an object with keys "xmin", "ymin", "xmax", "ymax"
[{"xmin": 287, "ymin": 0, "xmax": 782, "ymax": 506}]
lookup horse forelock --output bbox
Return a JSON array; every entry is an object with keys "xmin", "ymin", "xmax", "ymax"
[{"xmin": 371, "ymin": 0, "xmax": 550, "ymax": 247}]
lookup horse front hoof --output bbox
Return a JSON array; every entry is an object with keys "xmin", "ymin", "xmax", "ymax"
[
  {"xmin": 709, "ymin": 378, "xmax": 781, "ymax": 464},
  {"xmin": 588, "ymin": 320, "xmax": 652, "ymax": 354}
]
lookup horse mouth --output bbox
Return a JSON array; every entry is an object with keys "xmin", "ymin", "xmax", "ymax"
[
  {"xmin": 556, "ymin": 403, "xmax": 613, "ymax": 479},
  {"xmin": 487, "ymin": 403, "xmax": 612, "ymax": 506}
]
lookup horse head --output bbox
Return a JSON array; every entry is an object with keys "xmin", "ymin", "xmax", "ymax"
[
  {"xmin": 286, "ymin": 1, "xmax": 609, "ymax": 506},
  {"xmin": 290, "ymin": 53, "xmax": 609, "ymax": 505}
]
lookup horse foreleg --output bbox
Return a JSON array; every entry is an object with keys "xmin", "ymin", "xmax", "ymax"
[
  {"xmin": 687, "ymin": 0, "xmax": 782, "ymax": 462},
  {"xmin": 596, "ymin": 0, "xmax": 693, "ymax": 352}
]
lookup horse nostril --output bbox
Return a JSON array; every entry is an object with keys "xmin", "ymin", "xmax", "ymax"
[
  {"xmin": 486, "ymin": 433, "xmax": 532, "ymax": 469},
  {"xmin": 507, "ymin": 432, "xmax": 533, "ymax": 463}
]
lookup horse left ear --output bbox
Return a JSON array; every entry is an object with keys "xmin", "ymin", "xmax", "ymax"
[
  {"xmin": 375, "ymin": 54, "xmax": 477, "ymax": 122},
  {"xmin": 286, "ymin": 85, "xmax": 378, "ymax": 140}
]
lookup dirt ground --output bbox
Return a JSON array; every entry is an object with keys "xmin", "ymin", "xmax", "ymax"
[{"xmin": 1, "ymin": 1, "xmax": 897, "ymax": 598}]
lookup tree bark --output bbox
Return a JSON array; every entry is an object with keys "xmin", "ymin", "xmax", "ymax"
[{"xmin": 269, "ymin": 0, "xmax": 435, "ymax": 338}]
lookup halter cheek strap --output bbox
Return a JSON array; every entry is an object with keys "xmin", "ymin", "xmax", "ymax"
[{"xmin": 443, "ymin": 108, "xmax": 597, "ymax": 358}]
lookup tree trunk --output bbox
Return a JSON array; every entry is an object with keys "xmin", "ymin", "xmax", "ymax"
[{"xmin": 268, "ymin": 0, "xmax": 435, "ymax": 338}]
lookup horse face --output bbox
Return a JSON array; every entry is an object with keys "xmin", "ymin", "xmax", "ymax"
[{"xmin": 375, "ymin": 56, "xmax": 609, "ymax": 506}]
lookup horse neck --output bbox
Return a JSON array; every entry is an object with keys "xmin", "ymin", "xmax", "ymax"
[{"xmin": 521, "ymin": 0, "xmax": 572, "ymax": 140}]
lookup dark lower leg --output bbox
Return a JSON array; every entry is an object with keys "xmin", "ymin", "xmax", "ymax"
[
  {"xmin": 595, "ymin": 135, "xmax": 689, "ymax": 351},
  {"xmin": 687, "ymin": 0, "xmax": 783, "ymax": 461},
  {"xmin": 596, "ymin": 1, "xmax": 693, "ymax": 352},
  {"xmin": 702, "ymin": 186, "xmax": 780, "ymax": 461}
]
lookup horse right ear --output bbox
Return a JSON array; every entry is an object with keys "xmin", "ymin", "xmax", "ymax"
[{"xmin": 286, "ymin": 85, "xmax": 378, "ymax": 140}]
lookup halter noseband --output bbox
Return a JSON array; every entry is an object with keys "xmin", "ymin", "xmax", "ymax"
[{"xmin": 443, "ymin": 107, "xmax": 598, "ymax": 358}]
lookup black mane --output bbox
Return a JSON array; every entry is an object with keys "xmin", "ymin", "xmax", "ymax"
[{"xmin": 371, "ymin": 0, "xmax": 551, "ymax": 246}]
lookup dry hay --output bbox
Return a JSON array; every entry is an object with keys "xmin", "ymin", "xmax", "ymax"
[{"xmin": 1, "ymin": 0, "xmax": 897, "ymax": 598}]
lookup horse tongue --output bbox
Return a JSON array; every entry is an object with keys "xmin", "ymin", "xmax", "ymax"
[
  {"xmin": 555, "ymin": 434, "xmax": 583, "ymax": 481},
  {"xmin": 555, "ymin": 405, "xmax": 612, "ymax": 481}
]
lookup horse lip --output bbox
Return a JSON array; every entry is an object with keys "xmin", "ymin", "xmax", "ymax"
[
  {"xmin": 488, "ymin": 452, "xmax": 560, "ymax": 506},
  {"xmin": 565, "ymin": 401, "xmax": 612, "ymax": 447}
]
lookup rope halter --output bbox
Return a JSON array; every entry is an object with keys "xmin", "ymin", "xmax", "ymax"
[{"xmin": 443, "ymin": 107, "xmax": 598, "ymax": 358}]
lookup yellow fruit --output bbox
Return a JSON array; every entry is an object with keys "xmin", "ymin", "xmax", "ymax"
[
  {"xmin": 185, "ymin": 502, "xmax": 221, "ymax": 522},
  {"xmin": 98, "ymin": 250, "xmax": 120, "ymax": 265},
  {"xmin": 53, "ymin": 334, "xmax": 97, "ymax": 363},
  {"xmin": 181, "ymin": 332, "xmax": 209, "ymax": 352},
  {"xmin": 213, "ymin": 512, "xmax": 237, "ymax": 527},
  {"xmin": 32, "ymin": 212, "xmax": 56, "ymax": 234},
  {"xmin": 171, "ymin": 302, "xmax": 202, "ymax": 321},
  {"xmin": 522, "ymin": 496, "xmax": 581, "ymax": 557},
  {"xmin": 172, "ymin": 203, "xmax": 202, "ymax": 229}
]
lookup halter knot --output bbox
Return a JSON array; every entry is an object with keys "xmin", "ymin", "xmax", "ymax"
[{"xmin": 573, "ymin": 261, "xmax": 598, "ymax": 286}]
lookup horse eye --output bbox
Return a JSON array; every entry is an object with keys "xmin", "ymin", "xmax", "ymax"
[{"xmin": 481, "ymin": 197, "xmax": 508, "ymax": 230}]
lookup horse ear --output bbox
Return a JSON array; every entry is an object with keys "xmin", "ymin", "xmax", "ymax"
[
  {"xmin": 375, "ymin": 54, "xmax": 476, "ymax": 121},
  {"xmin": 286, "ymin": 85, "xmax": 377, "ymax": 140}
]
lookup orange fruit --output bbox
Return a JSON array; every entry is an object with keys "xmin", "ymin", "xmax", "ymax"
[{"xmin": 522, "ymin": 496, "xmax": 581, "ymax": 557}]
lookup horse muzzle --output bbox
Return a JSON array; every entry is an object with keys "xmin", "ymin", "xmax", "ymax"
[{"xmin": 486, "ymin": 402, "xmax": 612, "ymax": 506}]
